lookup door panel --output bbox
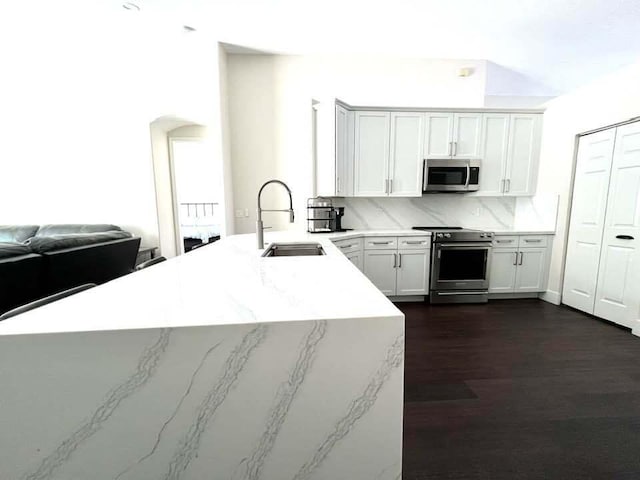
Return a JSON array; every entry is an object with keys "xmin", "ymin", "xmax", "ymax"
[
  {"xmin": 424, "ymin": 113, "xmax": 454, "ymax": 158},
  {"xmin": 515, "ymin": 248, "xmax": 547, "ymax": 292},
  {"xmin": 335, "ymin": 105, "xmax": 354, "ymax": 196},
  {"xmin": 346, "ymin": 251, "xmax": 363, "ymax": 272},
  {"xmin": 363, "ymin": 250, "xmax": 397, "ymax": 295},
  {"xmin": 389, "ymin": 112, "xmax": 424, "ymax": 197},
  {"xmin": 594, "ymin": 122, "xmax": 640, "ymax": 327},
  {"xmin": 563, "ymin": 129, "xmax": 616, "ymax": 313},
  {"xmin": 396, "ymin": 249, "xmax": 430, "ymax": 295},
  {"xmin": 479, "ymin": 114, "xmax": 509, "ymax": 195},
  {"xmin": 489, "ymin": 248, "xmax": 518, "ymax": 293},
  {"xmin": 453, "ymin": 113, "xmax": 482, "ymax": 158},
  {"xmin": 504, "ymin": 114, "xmax": 542, "ymax": 196},
  {"xmin": 354, "ymin": 111, "xmax": 390, "ymax": 196}
]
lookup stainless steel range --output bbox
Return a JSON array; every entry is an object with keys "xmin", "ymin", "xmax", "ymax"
[{"xmin": 412, "ymin": 227, "xmax": 494, "ymax": 304}]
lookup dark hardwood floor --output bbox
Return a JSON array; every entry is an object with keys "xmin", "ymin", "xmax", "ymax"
[{"xmin": 399, "ymin": 299, "xmax": 640, "ymax": 480}]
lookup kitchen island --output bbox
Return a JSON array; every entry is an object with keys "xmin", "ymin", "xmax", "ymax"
[{"xmin": 0, "ymin": 232, "xmax": 404, "ymax": 480}]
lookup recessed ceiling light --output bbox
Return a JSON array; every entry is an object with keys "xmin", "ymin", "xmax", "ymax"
[{"xmin": 122, "ymin": 2, "xmax": 140, "ymax": 11}]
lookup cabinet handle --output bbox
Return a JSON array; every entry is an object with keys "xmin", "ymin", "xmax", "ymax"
[
  {"xmin": 506, "ymin": 179, "xmax": 511, "ymax": 192},
  {"xmin": 389, "ymin": 178, "xmax": 393, "ymax": 194},
  {"xmin": 339, "ymin": 244, "xmax": 356, "ymax": 249},
  {"xmin": 448, "ymin": 142, "xmax": 452, "ymax": 156},
  {"xmin": 513, "ymin": 252, "xmax": 518, "ymax": 265},
  {"xmin": 405, "ymin": 241, "xmax": 425, "ymax": 245},
  {"xmin": 501, "ymin": 179, "xmax": 505, "ymax": 193},
  {"xmin": 398, "ymin": 253, "xmax": 402, "ymax": 268},
  {"xmin": 453, "ymin": 141, "xmax": 458, "ymax": 156},
  {"xmin": 616, "ymin": 235, "xmax": 634, "ymax": 240},
  {"xmin": 519, "ymin": 252, "xmax": 524, "ymax": 265},
  {"xmin": 497, "ymin": 239, "xmax": 514, "ymax": 243},
  {"xmin": 372, "ymin": 241, "xmax": 392, "ymax": 245},
  {"xmin": 524, "ymin": 239, "xmax": 542, "ymax": 243},
  {"xmin": 393, "ymin": 253, "xmax": 397, "ymax": 268}
]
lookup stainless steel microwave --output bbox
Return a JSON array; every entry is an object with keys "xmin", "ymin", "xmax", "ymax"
[{"xmin": 423, "ymin": 159, "xmax": 480, "ymax": 193}]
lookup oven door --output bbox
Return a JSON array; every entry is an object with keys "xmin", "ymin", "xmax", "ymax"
[
  {"xmin": 423, "ymin": 159, "xmax": 480, "ymax": 192},
  {"xmin": 431, "ymin": 243, "xmax": 492, "ymax": 291}
]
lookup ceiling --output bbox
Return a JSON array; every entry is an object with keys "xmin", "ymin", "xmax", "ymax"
[{"xmin": 103, "ymin": 0, "xmax": 640, "ymax": 93}]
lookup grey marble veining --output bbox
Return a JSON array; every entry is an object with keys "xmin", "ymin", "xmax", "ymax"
[
  {"xmin": 0, "ymin": 317, "xmax": 403, "ymax": 480},
  {"xmin": 340, "ymin": 196, "xmax": 517, "ymax": 230},
  {"xmin": 338, "ymin": 194, "xmax": 559, "ymax": 232}
]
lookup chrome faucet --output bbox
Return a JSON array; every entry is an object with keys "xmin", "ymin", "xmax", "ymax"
[{"xmin": 256, "ymin": 180, "xmax": 295, "ymax": 248}]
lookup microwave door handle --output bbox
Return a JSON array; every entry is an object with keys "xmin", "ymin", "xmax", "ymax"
[{"xmin": 465, "ymin": 163, "xmax": 471, "ymax": 188}]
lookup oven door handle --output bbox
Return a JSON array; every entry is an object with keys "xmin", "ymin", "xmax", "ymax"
[{"xmin": 437, "ymin": 243, "xmax": 492, "ymax": 248}]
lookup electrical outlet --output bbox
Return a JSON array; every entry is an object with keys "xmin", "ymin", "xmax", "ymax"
[{"xmin": 235, "ymin": 209, "xmax": 244, "ymax": 218}]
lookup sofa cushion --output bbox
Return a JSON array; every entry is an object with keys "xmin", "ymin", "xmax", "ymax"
[
  {"xmin": 27, "ymin": 231, "xmax": 133, "ymax": 253},
  {"xmin": 0, "ymin": 225, "xmax": 39, "ymax": 243},
  {"xmin": 0, "ymin": 242, "xmax": 33, "ymax": 259},
  {"xmin": 35, "ymin": 224, "xmax": 123, "ymax": 237}
]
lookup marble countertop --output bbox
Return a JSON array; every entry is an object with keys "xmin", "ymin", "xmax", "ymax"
[{"xmin": 0, "ymin": 232, "xmax": 403, "ymax": 337}]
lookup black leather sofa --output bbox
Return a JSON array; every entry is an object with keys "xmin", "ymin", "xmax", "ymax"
[{"xmin": 0, "ymin": 225, "xmax": 141, "ymax": 314}]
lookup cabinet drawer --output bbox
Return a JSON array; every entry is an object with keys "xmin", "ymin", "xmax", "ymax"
[
  {"xmin": 398, "ymin": 236, "xmax": 431, "ymax": 249},
  {"xmin": 364, "ymin": 237, "xmax": 398, "ymax": 250},
  {"xmin": 492, "ymin": 235, "xmax": 519, "ymax": 248},
  {"xmin": 332, "ymin": 238, "xmax": 364, "ymax": 254},
  {"xmin": 519, "ymin": 235, "xmax": 548, "ymax": 248}
]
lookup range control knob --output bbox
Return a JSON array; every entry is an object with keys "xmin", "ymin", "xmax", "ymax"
[
  {"xmin": 480, "ymin": 233, "xmax": 486, "ymax": 238},
  {"xmin": 444, "ymin": 233, "xmax": 451, "ymax": 238},
  {"xmin": 436, "ymin": 233, "xmax": 444, "ymax": 238}
]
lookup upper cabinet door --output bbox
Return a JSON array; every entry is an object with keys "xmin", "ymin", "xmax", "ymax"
[
  {"xmin": 479, "ymin": 114, "xmax": 510, "ymax": 195},
  {"xmin": 389, "ymin": 112, "xmax": 424, "ymax": 197},
  {"xmin": 354, "ymin": 111, "xmax": 391, "ymax": 196},
  {"xmin": 593, "ymin": 121, "xmax": 640, "ymax": 328},
  {"xmin": 562, "ymin": 129, "xmax": 616, "ymax": 314},
  {"xmin": 452, "ymin": 113, "xmax": 483, "ymax": 158},
  {"xmin": 335, "ymin": 105, "xmax": 354, "ymax": 196},
  {"xmin": 504, "ymin": 114, "xmax": 542, "ymax": 196},
  {"xmin": 424, "ymin": 113, "xmax": 454, "ymax": 158}
]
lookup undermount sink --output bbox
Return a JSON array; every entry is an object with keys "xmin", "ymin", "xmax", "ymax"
[{"xmin": 261, "ymin": 242, "xmax": 326, "ymax": 257}]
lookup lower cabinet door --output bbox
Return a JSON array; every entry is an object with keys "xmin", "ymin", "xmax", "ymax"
[
  {"xmin": 346, "ymin": 251, "xmax": 363, "ymax": 272},
  {"xmin": 489, "ymin": 248, "xmax": 518, "ymax": 293},
  {"xmin": 364, "ymin": 250, "xmax": 397, "ymax": 295},
  {"xmin": 396, "ymin": 249, "xmax": 430, "ymax": 295},
  {"xmin": 514, "ymin": 247, "xmax": 547, "ymax": 292}
]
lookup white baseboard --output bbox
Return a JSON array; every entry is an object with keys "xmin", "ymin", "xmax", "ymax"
[
  {"xmin": 539, "ymin": 290, "xmax": 561, "ymax": 305},
  {"xmin": 389, "ymin": 295, "xmax": 426, "ymax": 303}
]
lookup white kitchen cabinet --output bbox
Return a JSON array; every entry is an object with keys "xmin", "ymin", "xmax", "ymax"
[
  {"xmin": 504, "ymin": 114, "xmax": 542, "ymax": 196},
  {"xmin": 424, "ymin": 113, "xmax": 454, "ymax": 157},
  {"xmin": 362, "ymin": 236, "xmax": 431, "ymax": 296},
  {"xmin": 479, "ymin": 114, "xmax": 510, "ymax": 195},
  {"xmin": 396, "ymin": 249, "xmax": 430, "ymax": 295},
  {"xmin": 335, "ymin": 104, "xmax": 354, "ymax": 196},
  {"xmin": 363, "ymin": 250, "xmax": 398, "ymax": 295},
  {"xmin": 489, "ymin": 234, "xmax": 550, "ymax": 295},
  {"xmin": 424, "ymin": 112, "xmax": 482, "ymax": 159},
  {"xmin": 452, "ymin": 113, "xmax": 483, "ymax": 158},
  {"xmin": 389, "ymin": 112, "xmax": 424, "ymax": 196},
  {"xmin": 346, "ymin": 251, "xmax": 363, "ymax": 271},
  {"xmin": 354, "ymin": 111, "xmax": 390, "ymax": 196},
  {"xmin": 514, "ymin": 248, "xmax": 548, "ymax": 292},
  {"xmin": 488, "ymin": 248, "xmax": 518, "ymax": 293},
  {"xmin": 476, "ymin": 113, "xmax": 543, "ymax": 196}
]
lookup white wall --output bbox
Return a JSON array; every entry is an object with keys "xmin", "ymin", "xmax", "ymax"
[
  {"xmin": 226, "ymin": 55, "xmax": 490, "ymax": 233},
  {"xmin": 0, "ymin": 2, "xmax": 223, "ymax": 247},
  {"xmin": 536, "ymin": 61, "xmax": 640, "ymax": 304}
]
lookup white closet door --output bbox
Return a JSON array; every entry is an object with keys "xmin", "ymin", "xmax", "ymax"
[
  {"xmin": 562, "ymin": 129, "xmax": 616, "ymax": 313},
  {"xmin": 594, "ymin": 122, "xmax": 640, "ymax": 327}
]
